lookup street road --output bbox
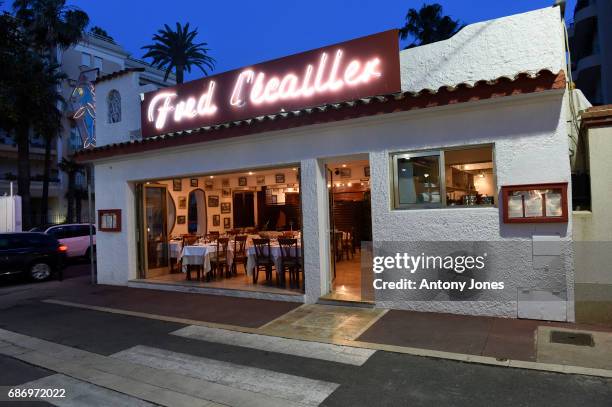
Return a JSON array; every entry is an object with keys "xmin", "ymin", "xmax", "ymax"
[{"xmin": 0, "ymin": 264, "xmax": 611, "ymax": 406}]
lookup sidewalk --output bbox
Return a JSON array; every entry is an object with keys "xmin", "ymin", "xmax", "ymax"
[{"xmin": 38, "ymin": 276, "xmax": 612, "ymax": 375}]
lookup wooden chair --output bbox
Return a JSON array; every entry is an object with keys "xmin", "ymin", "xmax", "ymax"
[
  {"xmin": 252, "ymin": 238, "xmax": 274, "ymax": 284},
  {"xmin": 341, "ymin": 230, "xmax": 354, "ymax": 260},
  {"xmin": 206, "ymin": 231, "xmax": 220, "ymax": 242},
  {"xmin": 278, "ymin": 238, "xmax": 301, "ymax": 289},
  {"xmin": 209, "ymin": 237, "xmax": 229, "ymax": 279},
  {"xmin": 231, "ymin": 235, "xmax": 248, "ymax": 276},
  {"xmin": 182, "ymin": 234, "xmax": 200, "ymax": 281}
]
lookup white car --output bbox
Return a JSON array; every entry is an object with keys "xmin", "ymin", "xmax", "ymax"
[{"xmin": 31, "ymin": 224, "xmax": 96, "ymax": 259}]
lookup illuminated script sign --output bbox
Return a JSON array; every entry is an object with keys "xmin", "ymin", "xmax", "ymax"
[{"xmin": 141, "ymin": 30, "xmax": 401, "ymax": 137}]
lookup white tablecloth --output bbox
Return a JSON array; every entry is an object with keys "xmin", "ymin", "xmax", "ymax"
[
  {"xmin": 180, "ymin": 244, "xmax": 234, "ymax": 276},
  {"xmin": 245, "ymin": 243, "xmax": 301, "ymax": 277},
  {"xmin": 169, "ymin": 241, "xmax": 182, "ymax": 258}
]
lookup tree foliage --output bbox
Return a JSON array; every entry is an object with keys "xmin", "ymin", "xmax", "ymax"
[
  {"xmin": 399, "ymin": 3, "xmax": 463, "ymax": 49},
  {"xmin": 142, "ymin": 22, "xmax": 215, "ymax": 83}
]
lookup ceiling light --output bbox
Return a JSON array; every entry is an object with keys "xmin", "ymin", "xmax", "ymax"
[
  {"xmin": 209, "ymin": 175, "xmax": 214, "ymax": 179},
  {"xmin": 341, "ymin": 164, "xmax": 347, "ymax": 168},
  {"xmin": 248, "ymin": 171, "xmax": 254, "ymax": 175}
]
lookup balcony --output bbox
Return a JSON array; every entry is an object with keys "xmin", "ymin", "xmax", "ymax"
[
  {"xmin": 574, "ymin": 1, "xmax": 597, "ymax": 26},
  {"xmin": 574, "ymin": 53, "xmax": 602, "ymax": 79}
]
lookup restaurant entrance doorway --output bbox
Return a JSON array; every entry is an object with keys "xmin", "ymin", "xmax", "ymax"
[{"xmin": 324, "ymin": 158, "xmax": 372, "ymax": 302}]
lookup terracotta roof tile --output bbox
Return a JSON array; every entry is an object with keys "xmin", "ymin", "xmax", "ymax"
[{"xmin": 76, "ymin": 69, "xmax": 566, "ymax": 162}]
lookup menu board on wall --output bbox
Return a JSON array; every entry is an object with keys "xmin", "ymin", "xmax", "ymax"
[{"xmin": 501, "ymin": 183, "xmax": 568, "ymax": 223}]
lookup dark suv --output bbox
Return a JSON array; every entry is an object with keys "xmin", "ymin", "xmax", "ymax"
[{"xmin": 0, "ymin": 233, "xmax": 67, "ymax": 281}]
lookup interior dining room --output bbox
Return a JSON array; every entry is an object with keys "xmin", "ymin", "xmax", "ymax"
[
  {"xmin": 322, "ymin": 158, "xmax": 373, "ymax": 303},
  {"xmin": 135, "ymin": 165, "xmax": 304, "ymax": 296}
]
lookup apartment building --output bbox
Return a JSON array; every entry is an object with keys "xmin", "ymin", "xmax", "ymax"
[
  {"xmin": 568, "ymin": 0, "xmax": 612, "ymax": 105},
  {"xmin": 0, "ymin": 31, "xmax": 174, "ymax": 225}
]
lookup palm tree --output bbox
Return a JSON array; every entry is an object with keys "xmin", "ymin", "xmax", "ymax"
[
  {"xmin": 142, "ymin": 22, "xmax": 215, "ymax": 84},
  {"xmin": 399, "ymin": 3, "xmax": 463, "ymax": 49},
  {"xmin": 13, "ymin": 0, "xmax": 89, "ymax": 225},
  {"xmin": 58, "ymin": 157, "xmax": 82, "ymax": 223}
]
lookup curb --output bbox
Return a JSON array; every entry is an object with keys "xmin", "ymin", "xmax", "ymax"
[{"xmin": 43, "ymin": 299, "xmax": 612, "ymax": 379}]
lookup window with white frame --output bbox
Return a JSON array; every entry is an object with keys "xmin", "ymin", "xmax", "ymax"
[
  {"xmin": 81, "ymin": 52, "xmax": 91, "ymax": 66},
  {"xmin": 94, "ymin": 56, "xmax": 103, "ymax": 71},
  {"xmin": 391, "ymin": 145, "xmax": 495, "ymax": 209},
  {"xmin": 107, "ymin": 90, "xmax": 121, "ymax": 123}
]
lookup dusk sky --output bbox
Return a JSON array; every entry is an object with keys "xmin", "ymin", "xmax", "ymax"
[{"xmin": 13, "ymin": 1, "xmax": 578, "ymax": 81}]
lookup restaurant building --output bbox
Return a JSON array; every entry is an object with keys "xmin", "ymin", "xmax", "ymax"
[{"xmin": 77, "ymin": 6, "xmax": 585, "ymax": 321}]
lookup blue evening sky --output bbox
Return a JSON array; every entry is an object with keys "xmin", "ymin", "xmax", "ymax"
[{"xmin": 13, "ymin": 1, "xmax": 579, "ymax": 80}]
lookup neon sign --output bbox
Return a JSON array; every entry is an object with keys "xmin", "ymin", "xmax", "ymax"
[{"xmin": 141, "ymin": 30, "xmax": 400, "ymax": 137}]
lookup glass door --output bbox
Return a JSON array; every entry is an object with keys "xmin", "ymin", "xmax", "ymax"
[
  {"xmin": 142, "ymin": 184, "xmax": 169, "ymax": 278},
  {"xmin": 326, "ymin": 166, "xmax": 337, "ymax": 282}
]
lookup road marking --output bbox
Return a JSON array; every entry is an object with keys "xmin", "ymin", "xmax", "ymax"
[
  {"xmin": 172, "ymin": 325, "xmax": 376, "ymax": 366},
  {"xmin": 113, "ymin": 345, "xmax": 338, "ymax": 406},
  {"xmin": 17, "ymin": 374, "xmax": 156, "ymax": 406}
]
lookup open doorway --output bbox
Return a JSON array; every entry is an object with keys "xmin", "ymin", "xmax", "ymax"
[{"xmin": 323, "ymin": 157, "xmax": 372, "ymax": 302}]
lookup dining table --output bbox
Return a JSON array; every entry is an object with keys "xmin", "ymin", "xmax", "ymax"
[
  {"xmin": 245, "ymin": 239, "xmax": 302, "ymax": 277},
  {"xmin": 179, "ymin": 242, "xmax": 234, "ymax": 276}
]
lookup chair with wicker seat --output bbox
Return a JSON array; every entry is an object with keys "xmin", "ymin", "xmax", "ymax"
[
  {"xmin": 278, "ymin": 238, "xmax": 301, "ymax": 288},
  {"xmin": 252, "ymin": 238, "xmax": 274, "ymax": 284},
  {"xmin": 209, "ymin": 237, "xmax": 229, "ymax": 280},
  {"xmin": 231, "ymin": 235, "xmax": 248, "ymax": 276}
]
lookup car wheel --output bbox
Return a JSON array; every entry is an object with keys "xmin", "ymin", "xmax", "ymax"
[{"xmin": 30, "ymin": 262, "xmax": 51, "ymax": 281}]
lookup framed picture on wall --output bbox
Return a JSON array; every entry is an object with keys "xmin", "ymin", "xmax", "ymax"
[
  {"xmin": 238, "ymin": 177, "xmax": 247, "ymax": 186},
  {"xmin": 208, "ymin": 195, "xmax": 219, "ymax": 207},
  {"xmin": 190, "ymin": 178, "xmax": 198, "ymax": 187},
  {"xmin": 222, "ymin": 178, "xmax": 230, "ymax": 187},
  {"xmin": 256, "ymin": 175, "xmax": 265, "ymax": 185},
  {"xmin": 212, "ymin": 215, "xmax": 220, "ymax": 226},
  {"xmin": 222, "ymin": 188, "xmax": 231, "ymax": 197},
  {"xmin": 275, "ymin": 173, "xmax": 285, "ymax": 184},
  {"xmin": 177, "ymin": 215, "xmax": 186, "ymax": 224},
  {"xmin": 173, "ymin": 179, "xmax": 182, "ymax": 191},
  {"xmin": 340, "ymin": 168, "xmax": 351, "ymax": 178},
  {"xmin": 223, "ymin": 217, "xmax": 231, "ymax": 228},
  {"xmin": 178, "ymin": 196, "xmax": 187, "ymax": 209},
  {"xmin": 364, "ymin": 166, "xmax": 370, "ymax": 177},
  {"xmin": 220, "ymin": 202, "xmax": 231, "ymax": 213},
  {"xmin": 204, "ymin": 179, "xmax": 213, "ymax": 190}
]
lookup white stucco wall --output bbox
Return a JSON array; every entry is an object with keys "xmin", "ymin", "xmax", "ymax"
[
  {"xmin": 95, "ymin": 73, "xmax": 158, "ymax": 146},
  {"xmin": 93, "ymin": 89, "xmax": 573, "ymax": 319},
  {"xmin": 399, "ymin": 7, "xmax": 566, "ymax": 92}
]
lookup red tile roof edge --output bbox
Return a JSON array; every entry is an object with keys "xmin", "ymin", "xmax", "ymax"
[
  {"xmin": 94, "ymin": 67, "xmax": 145, "ymax": 84},
  {"xmin": 581, "ymin": 105, "xmax": 612, "ymax": 129},
  {"xmin": 76, "ymin": 69, "xmax": 566, "ymax": 162}
]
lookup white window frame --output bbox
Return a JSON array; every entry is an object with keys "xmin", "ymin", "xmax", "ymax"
[
  {"xmin": 391, "ymin": 144, "xmax": 496, "ymax": 210},
  {"xmin": 81, "ymin": 52, "xmax": 91, "ymax": 67}
]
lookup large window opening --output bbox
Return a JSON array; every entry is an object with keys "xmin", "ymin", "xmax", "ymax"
[
  {"xmin": 391, "ymin": 145, "xmax": 495, "ymax": 210},
  {"xmin": 136, "ymin": 165, "xmax": 303, "ymax": 295}
]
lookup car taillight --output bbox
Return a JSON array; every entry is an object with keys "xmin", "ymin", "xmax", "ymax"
[{"xmin": 58, "ymin": 244, "xmax": 68, "ymax": 253}]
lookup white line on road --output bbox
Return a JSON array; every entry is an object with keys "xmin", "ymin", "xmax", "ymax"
[
  {"xmin": 18, "ymin": 374, "xmax": 156, "ymax": 406},
  {"xmin": 172, "ymin": 325, "xmax": 376, "ymax": 366},
  {"xmin": 112, "ymin": 345, "xmax": 339, "ymax": 406}
]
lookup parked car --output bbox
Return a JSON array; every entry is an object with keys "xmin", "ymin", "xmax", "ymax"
[
  {"xmin": 0, "ymin": 233, "xmax": 67, "ymax": 281},
  {"xmin": 30, "ymin": 224, "xmax": 96, "ymax": 259}
]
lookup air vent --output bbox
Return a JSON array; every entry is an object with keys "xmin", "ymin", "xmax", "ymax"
[{"xmin": 550, "ymin": 330, "xmax": 594, "ymax": 347}]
